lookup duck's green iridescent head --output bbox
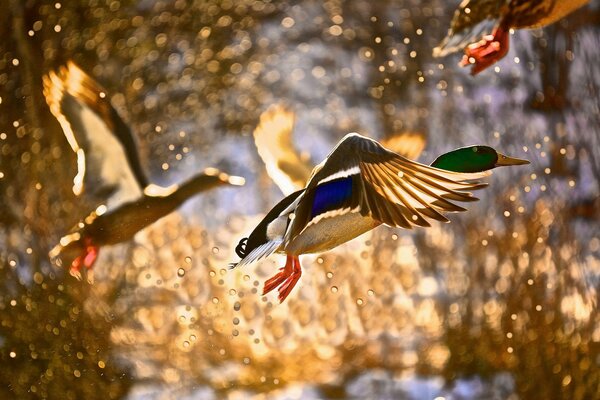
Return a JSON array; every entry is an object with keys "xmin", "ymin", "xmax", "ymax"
[{"xmin": 431, "ymin": 145, "xmax": 530, "ymax": 173}]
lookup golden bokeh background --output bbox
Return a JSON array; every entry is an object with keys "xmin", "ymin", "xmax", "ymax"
[{"xmin": 0, "ymin": 0, "xmax": 598, "ymax": 399}]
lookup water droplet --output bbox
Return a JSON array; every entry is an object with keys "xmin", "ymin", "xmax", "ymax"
[
  {"xmin": 229, "ymin": 289, "xmax": 237, "ymax": 296},
  {"xmin": 233, "ymin": 317, "xmax": 240, "ymax": 325},
  {"xmin": 367, "ymin": 289, "xmax": 374, "ymax": 296},
  {"xmin": 212, "ymin": 297, "xmax": 219, "ymax": 304},
  {"xmin": 190, "ymin": 335, "xmax": 196, "ymax": 341},
  {"xmin": 212, "ymin": 247, "xmax": 219, "ymax": 254},
  {"xmin": 356, "ymin": 298, "xmax": 364, "ymax": 306},
  {"xmin": 326, "ymin": 272, "xmax": 333, "ymax": 279},
  {"xmin": 233, "ymin": 302, "xmax": 241, "ymax": 311},
  {"xmin": 185, "ymin": 256, "xmax": 192, "ymax": 264},
  {"xmin": 183, "ymin": 341, "xmax": 190, "ymax": 348},
  {"xmin": 243, "ymin": 357, "xmax": 251, "ymax": 364},
  {"xmin": 177, "ymin": 268, "xmax": 185, "ymax": 277},
  {"xmin": 232, "ymin": 329, "xmax": 239, "ymax": 336},
  {"xmin": 330, "ymin": 286, "xmax": 338, "ymax": 293}
]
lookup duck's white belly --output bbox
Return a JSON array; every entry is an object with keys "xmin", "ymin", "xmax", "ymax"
[{"xmin": 284, "ymin": 212, "xmax": 380, "ymax": 255}]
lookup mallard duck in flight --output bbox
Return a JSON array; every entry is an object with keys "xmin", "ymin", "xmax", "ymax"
[
  {"xmin": 44, "ymin": 61, "xmax": 244, "ymax": 280},
  {"xmin": 433, "ymin": 0, "xmax": 589, "ymax": 74},
  {"xmin": 231, "ymin": 133, "xmax": 529, "ymax": 303}
]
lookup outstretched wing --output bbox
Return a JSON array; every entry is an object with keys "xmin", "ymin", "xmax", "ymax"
[
  {"xmin": 43, "ymin": 61, "xmax": 148, "ymax": 206},
  {"xmin": 253, "ymin": 105, "xmax": 313, "ymax": 195},
  {"xmin": 290, "ymin": 133, "xmax": 490, "ymax": 237},
  {"xmin": 433, "ymin": 0, "xmax": 503, "ymax": 58}
]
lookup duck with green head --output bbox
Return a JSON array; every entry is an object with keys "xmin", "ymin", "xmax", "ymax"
[{"xmin": 230, "ymin": 133, "xmax": 529, "ymax": 303}]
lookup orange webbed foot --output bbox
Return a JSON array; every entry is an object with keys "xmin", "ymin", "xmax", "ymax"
[
  {"xmin": 460, "ymin": 25, "xmax": 510, "ymax": 75},
  {"xmin": 262, "ymin": 255, "xmax": 302, "ymax": 303},
  {"xmin": 69, "ymin": 239, "xmax": 99, "ymax": 282}
]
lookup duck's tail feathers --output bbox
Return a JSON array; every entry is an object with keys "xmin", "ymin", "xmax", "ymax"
[{"xmin": 229, "ymin": 239, "xmax": 282, "ymax": 269}]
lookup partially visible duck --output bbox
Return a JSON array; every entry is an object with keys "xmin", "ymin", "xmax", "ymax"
[
  {"xmin": 231, "ymin": 133, "xmax": 529, "ymax": 303},
  {"xmin": 44, "ymin": 61, "xmax": 244, "ymax": 279},
  {"xmin": 252, "ymin": 104, "xmax": 426, "ymax": 194},
  {"xmin": 433, "ymin": 0, "xmax": 589, "ymax": 74}
]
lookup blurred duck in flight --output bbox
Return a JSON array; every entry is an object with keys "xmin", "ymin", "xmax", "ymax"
[
  {"xmin": 44, "ymin": 61, "xmax": 244, "ymax": 280},
  {"xmin": 433, "ymin": 0, "xmax": 589, "ymax": 74}
]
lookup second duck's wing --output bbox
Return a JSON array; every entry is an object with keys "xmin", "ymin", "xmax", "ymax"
[
  {"xmin": 43, "ymin": 61, "xmax": 148, "ymax": 205},
  {"xmin": 253, "ymin": 104, "xmax": 313, "ymax": 195},
  {"xmin": 289, "ymin": 133, "xmax": 490, "ymax": 237},
  {"xmin": 381, "ymin": 132, "xmax": 426, "ymax": 161}
]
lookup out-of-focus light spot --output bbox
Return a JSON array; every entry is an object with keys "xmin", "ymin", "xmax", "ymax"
[
  {"xmin": 330, "ymin": 286, "xmax": 338, "ymax": 293},
  {"xmin": 562, "ymin": 375, "xmax": 572, "ymax": 386},
  {"xmin": 28, "ymin": 30, "xmax": 34, "ymax": 36},
  {"xmin": 511, "ymin": 314, "xmax": 517, "ymax": 320},
  {"xmin": 507, "ymin": 347, "xmax": 513, "ymax": 353},
  {"xmin": 312, "ymin": 66, "xmax": 326, "ymax": 78},
  {"xmin": 514, "ymin": 57, "xmax": 520, "ymax": 64},
  {"xmin": 98, "ymin": 361, "xmax": 106, "ymax": 368},
  {"xmin": 418, "ymin": 276, "xmax": 438, "ymax": 296},
  {"xmin": 54, "ymin": 25, "xmax": 61, "ymax": 32},
  {"xmin": 54, "ymin": 2, "xmax": 61, "ymax": 9},
  {"xmin": 527, "ymin": 279, "xmax": 534, "ymax": 285},
  {"xmin": 507, "ymin": 332, "xmax": 513, "ymax": 338},
  {"xmin": 536, "ymin": 305, "xmax": 542, "ymax": 311},
  {"xmin": 504, "ymin": 211, "xmax": 511, "ymax": 217},
  {"xmin": 281, "ymin": 17, "xmax": 295, "ymax": 28},
  {"xmin": 332, "ymin": 15, "xmax": 343, "ymax": 24},
  {"xmin": 568, "ymin": 180, "xmax": 575, "ymax": 187},
  {"xmin": 416, "ymin": 28, "xmax": 423, "ymax": 35},
  {"xmin": 12, "ymin": 59, "xmax": 19, "ymax": 66},
  {"xmin": 9, "ymin": 352, "xmax": 16, "ymax": 358}
]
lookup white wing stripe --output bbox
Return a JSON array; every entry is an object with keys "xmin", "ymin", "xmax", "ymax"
[{"xmin": 317, "ymin": 166, "xmax": 360, "ymax": 185}]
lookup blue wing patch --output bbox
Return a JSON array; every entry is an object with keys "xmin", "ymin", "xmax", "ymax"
[{"xmin": 310, "ymin": 177, "xmax": 354, "ymax": 218}]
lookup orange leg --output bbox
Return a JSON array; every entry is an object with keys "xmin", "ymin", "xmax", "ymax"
[
  {"xmin": 277, "ymin": 256, "xmax": 302, "ymax": 303},
  {"xmin": 460, "ymin": 25, "xmax": 510, "ymax": 75},
  {"xmin": 69, "ymin": 238, "xmax": 99, "ymax": 280},
  {"xmin": 262, "ymin": 255, "xmax": 302, "ymax": 303},
  {"xmin": 263, "ymin": 255, "xmax": 295, "ymax": 295}
]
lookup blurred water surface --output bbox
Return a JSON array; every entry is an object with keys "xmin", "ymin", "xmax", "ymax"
[{"xmin": 0, "ymin": 0, "xmax": 598, "ymax": 399}]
